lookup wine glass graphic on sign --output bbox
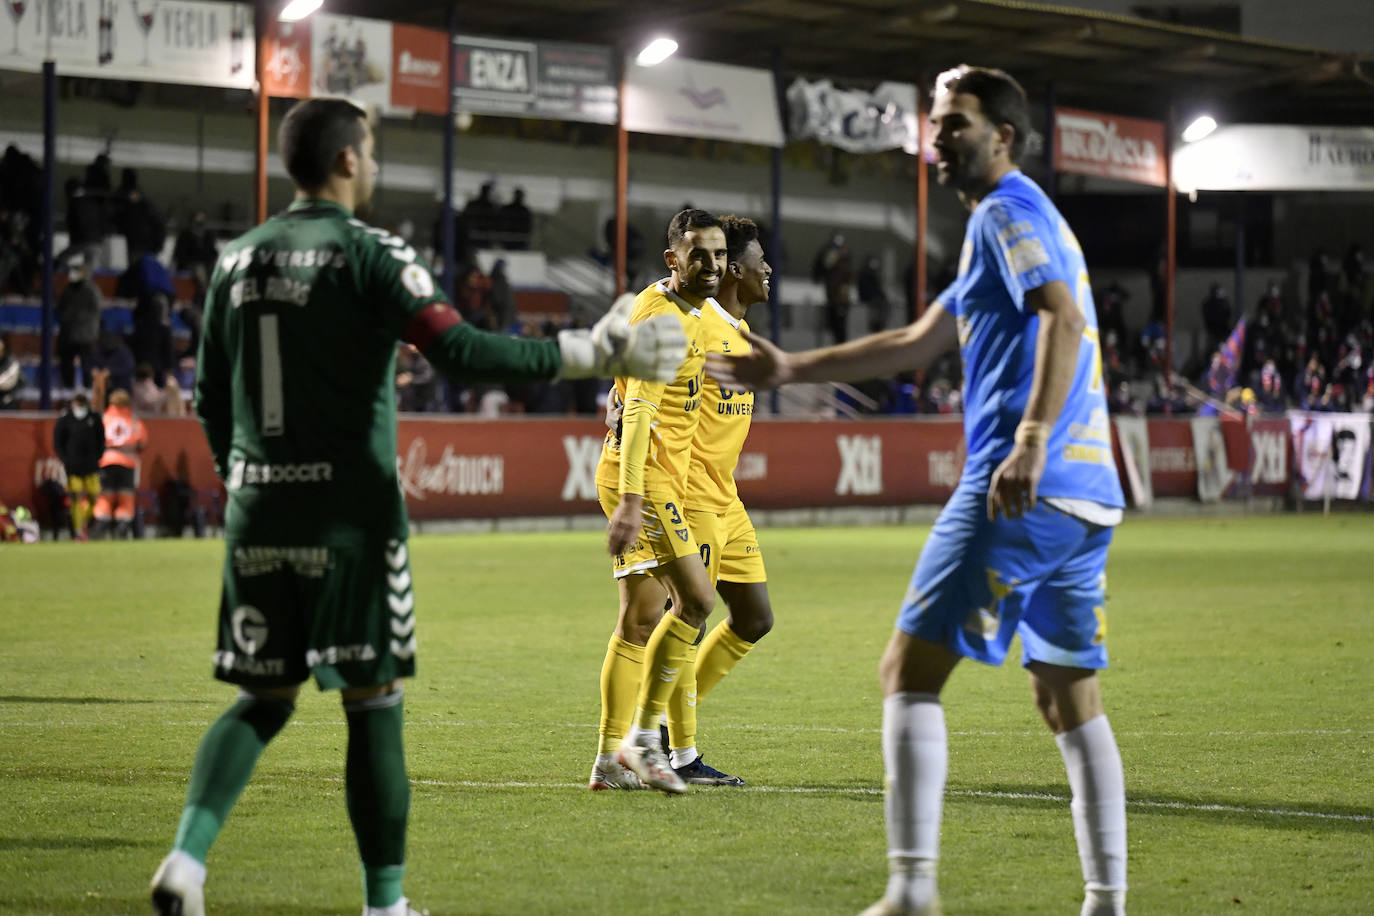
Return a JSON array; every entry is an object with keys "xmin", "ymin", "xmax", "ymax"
[
  {"xmin": 6, "ymin": 0, "xmax": 26, "ymax": 57},
  {"xmin": 134, "ymin": 0, "xmax": 157, "ymax": 66}
]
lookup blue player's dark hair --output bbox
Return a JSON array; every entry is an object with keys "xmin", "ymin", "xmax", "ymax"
[{"xmin": 938, "ymin": 65, "xmax": 1032, "ymax": 163}]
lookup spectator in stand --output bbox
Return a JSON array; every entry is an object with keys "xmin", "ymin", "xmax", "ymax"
[
  {"xmin": 1107, "ymin": 379, "xmax": 1136, "ymax": 415},
  {"xmin": 602, "ymin": 215, "xmax": 647, "ymax": 291},
  {"xmin": 813, "ymin": 231, "xmax": 853, "ymax": 344},
  {"xmin": 857, "ymin": 255, "xmax": 890, "ymax": 333},
  {"xmin": 1096, "ymin": 281, "xmax": 1131, "ymax": 363},
  {"xmin": 53, "ymin": 392, "xmax": 105, "ymax": 539},
  {"xmin": 1300, "ymin": 374, "xmax": 1325, "ymax": 411},
  {"xmin": 0, "ymin": 204, "xmax": 35, "ymax": 295},
  {"xmin": 499, "ymin": 187, "xmax": 532, "ymax": 250},
  {"xmin": 57, "ymin": 257, "xmax": 103, "ymax": 390},
  {"xmin": 119, "ymin": 254, "xmax": 176, "ymax": 385},
  {"xmin": 91, "ymin": 388, "xmax": 147, "ymax": 539},
  {"xmin": 1361, "ymin": 374, "xmax": 1374, "ymax": 413},
  {"xmin": 164, "ymin": 375, "xmax": 187, "ymax": 418},
  {"xmin": 0, "ymin": 335, "xmax": 21, "ymax": 409},
  {"xmin": 92, "ymin": 330, "xmax": 135, "ymax": 395},
  {"xmin": 114, "ymin": 168, "xmax": 166, "ymax": 263},
  {"xmin": 488, "ymin": 259, "xmax": 516, "ymax": 332},
  {"xmin": 57, "ymin": 177, "xmax": 108, "ymax": 271},
  {"xmin": 1308, "ymin": 247, "xmax": 1332, "ymax": 306},
  {"xmin": 1201, "ymin": 282, "xmax": 1231, "ymax": 353},
  {"xmin": 462, "ymin": 181, "xmax": 498, "ymax": 248},
  {"xmin": 456, "ymin": 264, "xmax": 492, "ymax": 326},
  {"xmin": 1257, "ymin": 361, "xmax": 1286, "ymax": 414},
  {"xmin": 132, "ymin": 362, "xmax": 166, "ymax": 415},
  {"xmin": 395, "ymin": 347, "xmax": 440, "ymax": 413},
  {"xmin": 429, "ymin": 201, "xmax": 470, "ymax": 276},
  {"xmin": 173, "ymin": 210, "xmax": 218, "ymax": 298},
  {"xmin": 85, "ymin": 152, "xmax": 114, "ymax": 197}
]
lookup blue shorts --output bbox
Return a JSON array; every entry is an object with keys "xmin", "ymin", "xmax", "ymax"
[{"xmin": 898, "ymin": 483, "xmax": 1114, "ymax": 669}]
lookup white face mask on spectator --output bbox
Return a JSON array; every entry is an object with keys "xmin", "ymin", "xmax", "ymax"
[{"xmin": 72, "ymin": 405, "xmax": 89, "ymax": 419}]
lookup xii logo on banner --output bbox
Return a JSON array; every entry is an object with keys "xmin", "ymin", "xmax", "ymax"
[{"xmin": 836, "ymin": 435, "xmax": 883, "ymax": 496}]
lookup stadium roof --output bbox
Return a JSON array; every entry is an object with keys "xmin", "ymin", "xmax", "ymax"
[{"xmin": 329, "ymin": 0, "xmax": 1374, "ymax": 124}]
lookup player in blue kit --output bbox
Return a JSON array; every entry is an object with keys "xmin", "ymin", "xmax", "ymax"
[{"xmin": 709, "ymin": 66, "xmax": 1127, "ymax": 916}]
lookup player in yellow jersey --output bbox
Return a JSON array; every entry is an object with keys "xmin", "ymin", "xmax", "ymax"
[
  {"xmin": 664, "ymin": 214, "xmax": 775, "ymax": 785},
  {"xmin": 590, "ymin": 209, "xmax": 727, "ymax": 794}
]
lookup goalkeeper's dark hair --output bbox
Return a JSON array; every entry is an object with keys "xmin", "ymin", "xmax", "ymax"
[
  {"xmin": 279, "ymin": 97, "xmax": 368, "ymax": 191},
  {"xmin": 666, "ymin": 208, "xmax": 721, "ymax": 249},
  {"xmin": 938, "ymin": 65, "xmax": 1032, "ymax": 163},
  {"xmin": 717, "ymin": 214, "xmax": 761, "ymax": 263}
]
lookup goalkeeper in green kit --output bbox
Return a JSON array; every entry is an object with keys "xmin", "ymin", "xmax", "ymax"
[{"xmin": 150, "ymin": 97, "xmax": 686, "ymax": 916}]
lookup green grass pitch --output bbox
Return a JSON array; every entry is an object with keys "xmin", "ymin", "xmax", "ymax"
[{"xmin": 1, "ymin": 514, "xmax": 1371, "ymax": 915}]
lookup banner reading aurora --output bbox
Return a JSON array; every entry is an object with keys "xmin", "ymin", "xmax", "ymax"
[{"xmin": 0, "ymin": 0, "xmax": 253, "ymax": 89}]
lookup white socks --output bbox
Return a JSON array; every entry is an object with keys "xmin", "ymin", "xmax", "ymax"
[
  {"xmin": 669, "ymin": 746, "xmax": 699, "ymax": 769},
  {"xmin": 881, "ymin": 692, "xmax": 947, "ymax": 910},
  {"xmin": 1056, "ymin": 715, "xmax": 1128, "ymax": 912}
]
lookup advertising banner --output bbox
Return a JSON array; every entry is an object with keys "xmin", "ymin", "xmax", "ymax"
[
  {"xmin": 262, "ymin": 14, "xmax": 450, "ymax": 115},
  {"xmin": 1112, "ymin": 416, "xmax": 1152, "ymax": 507},
  {"xmin": 1145, "ymin": 419, "xmax": 1196, "ymax": 498},
  {"xmin": 1247, "ymin": 417, "xmax": 1290, "ymax": 497},
  {"xmin": 1173, "ymin": 125, "xmax": 1374, "ymax": 193},
  {"xmin": 623, "ymin": 55, "xmax": 784, "ymax": 148},
  {"xmin": 2, "ymin": 416, "xmax": 967, "ymax": 524},
  {"xmin": 0, "ymin": 0, "xmax": 253, "ymax": 89},
  {"xmin": 786, "ymin": 78, "xmax": 919, "ymax": 155},
  {"xmin": 453, "ymin": 35, "xmax": 616, "ymax": 124},
  {"xmin": 1191, "ymin": 415, "xmax": 1235, "ymax": 502},
  {"xmin": 1288, "ymin": 411, "xmax": 1373, "ymax": 500},
  {"xmin": 1054, "ymin": 107, "xmax": 1167, "ymax": 187}
]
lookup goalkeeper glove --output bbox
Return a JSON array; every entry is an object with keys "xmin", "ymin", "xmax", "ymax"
[{"xmin": 557, "ymin": 293, "xmax": 686, "ymax": 382}]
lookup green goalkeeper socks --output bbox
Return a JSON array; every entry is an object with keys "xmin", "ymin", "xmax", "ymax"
[
  {"xmin": 344, "ymin": 689, "xmax": 409, "ymax": 908},
  {"xmin": 173, "ymin": 695, "xmax": 295, "ymax": 863}
]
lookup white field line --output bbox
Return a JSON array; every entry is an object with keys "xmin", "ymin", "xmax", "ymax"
[
  {"xmin": 393, "ymin": 777, "xmax": 1372, "ymax": 824},
  {"xmin": 2, "ymin": 719, "xmax": 1370, "ymax": 740}
]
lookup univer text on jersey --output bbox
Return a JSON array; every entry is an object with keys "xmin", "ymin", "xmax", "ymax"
[{"xmin": 717, "ymin": 401, "xmax": 753, "ymax": 416}]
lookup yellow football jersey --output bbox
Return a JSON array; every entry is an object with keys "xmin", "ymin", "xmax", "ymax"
[
  {"xmin": 595, "ymin": 280, "xmax": 706, "ymax": 498},
  {"xmin": 686, "ymin": 299, "xmax": 755, "ymax": 512}
]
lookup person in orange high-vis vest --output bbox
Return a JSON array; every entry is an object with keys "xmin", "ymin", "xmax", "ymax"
[{"xmin": 92, "ymin": 389, "xmax": 148, "ymax": 539}]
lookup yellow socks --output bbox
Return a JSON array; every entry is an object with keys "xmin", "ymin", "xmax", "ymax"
[
  {"xmin": 666, "ymin": 653, "xmax": 698, "ymax": 751},
  {"xmin": 596, "ymin": 635, "xmax": 645, "ymax": 756},
  {"xmin": 633, "ymin": 614, "xmax": 700, "ymax": 731},
  {"xmin": 694, "ymin": 620, "xmax": 756, "ymax": 700}
]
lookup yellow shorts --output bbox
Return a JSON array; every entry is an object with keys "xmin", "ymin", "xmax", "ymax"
[
  {"xmin": 67, "ymin": 473, "xmax": 101, "ymax": 497},
  {"xmin": 598, "ymin": 486, "xmax": 700, "ymax": 579},
  {"xmin": 685, "ymin": 498, "xmax": 766, "ymax": 586}
]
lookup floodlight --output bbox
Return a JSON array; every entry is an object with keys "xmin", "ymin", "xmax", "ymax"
[
  {"xmin": 1181, "ymin": 115, "xmax": 1217, "ymax": 143},
  {"xmin": 278, "ymin": 0, "xmax": 323, "ymax": 22},
  {"xmin": 636, "ymin": 37, "xmax": 678, "ymax": 67}
]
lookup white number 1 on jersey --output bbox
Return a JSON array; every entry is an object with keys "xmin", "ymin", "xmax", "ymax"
[{"xmin": 259, "ymin": 313, "xmax": 285, "ymax": 436}]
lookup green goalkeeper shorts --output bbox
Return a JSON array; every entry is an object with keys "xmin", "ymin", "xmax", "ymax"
[{"xmin": 212, "ymin": 538, "xmax": 417, "ymax": 690}]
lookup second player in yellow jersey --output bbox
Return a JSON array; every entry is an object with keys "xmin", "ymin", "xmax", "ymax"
[{"xmin": 665, "ymin": 215, "xmax": 777, "ymax": 780}]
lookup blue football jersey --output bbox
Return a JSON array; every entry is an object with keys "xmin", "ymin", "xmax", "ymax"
[{"xmin": 936, "ymin": 171, "xmax": 1124, "ymax": 508}]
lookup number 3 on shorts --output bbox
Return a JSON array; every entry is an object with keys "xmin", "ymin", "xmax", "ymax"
[{"xmin": 664, "ymin": 502, "xmax": 682, "ymax": 525}]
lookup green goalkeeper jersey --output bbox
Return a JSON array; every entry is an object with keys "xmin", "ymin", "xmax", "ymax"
[{"xmin": 196, "ymin": 198, "xmax": 561, "ymax": 545}]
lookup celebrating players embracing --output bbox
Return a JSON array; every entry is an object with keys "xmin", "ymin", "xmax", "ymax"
[{"xmin": 589, "ymin": 209, "xmax": 727, "ymax": 794}]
